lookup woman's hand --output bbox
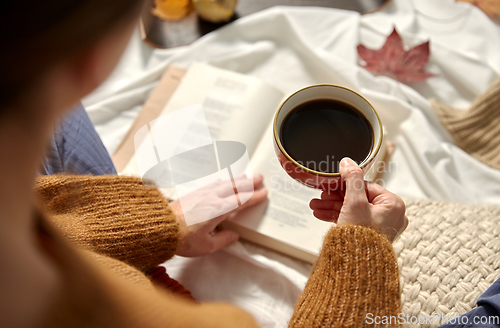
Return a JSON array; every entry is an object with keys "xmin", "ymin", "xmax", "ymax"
[
  {"xmin": 310, "ymin": 158, "xmax": 408, "ymax": 242},
  {"xmin": 170, "ymin": 174, "xmax": 267, "ymax": 257}
]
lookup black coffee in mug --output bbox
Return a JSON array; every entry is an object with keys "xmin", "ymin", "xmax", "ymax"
[{"xmin": 279, "ymin": 99, "xmax": 374, "ymax": 173}]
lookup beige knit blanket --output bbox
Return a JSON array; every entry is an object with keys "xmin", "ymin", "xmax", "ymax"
[
  {"xmin": 395, "ymin": 199, "xmax": 500, "ymax": 328},
  {"xmin": 430, "ymin": 78, "xmax": 500, "ymax": 170}
]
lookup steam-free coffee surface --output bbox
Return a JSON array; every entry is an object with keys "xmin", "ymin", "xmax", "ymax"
[{"xmin": 280, "ymin": 99, "xmax": 373, "ymax": 173}]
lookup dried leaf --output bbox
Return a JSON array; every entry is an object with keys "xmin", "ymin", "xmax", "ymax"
[
  {"xmin": 357, "ymin": 28, "xmax": 436, "ymax": 83},
  {"xmin": 457, "ymin": 0, "xmax": 500, "ymax": 21}
]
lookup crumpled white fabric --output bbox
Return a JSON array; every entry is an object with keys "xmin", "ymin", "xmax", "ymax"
[{"xmin": 83, "ymin": 0, "xmax": 500, "ymax": 326}]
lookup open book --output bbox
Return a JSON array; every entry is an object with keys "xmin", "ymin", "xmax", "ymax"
[{"xmin": 114, "ymin": 62, "xmax": 392, "ymax": 263}]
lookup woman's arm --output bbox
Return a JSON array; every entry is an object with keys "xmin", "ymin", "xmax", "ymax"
[
  {"xmin": 289, "ymin": 158, "xmax": 408, "ymax": 327},
  {"xmin": 289, "ymin": 225, "xmax": 400, "ymax": 327},
  {"xmin": 35, "ymin": 174, "xmax": 180, "ymax": 272}
]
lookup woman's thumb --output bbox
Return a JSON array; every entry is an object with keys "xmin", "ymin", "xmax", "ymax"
[{"xmin": 339, "ymin": 157, "xmax": 368, "ymax": 206}]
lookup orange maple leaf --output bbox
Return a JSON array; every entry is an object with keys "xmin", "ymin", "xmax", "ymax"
[{"xmin": 357, "ymin": 28, "xmax": 436, "ymax": 83}]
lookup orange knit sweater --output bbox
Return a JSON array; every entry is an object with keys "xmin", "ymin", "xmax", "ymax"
[{"xmin": 34, "ymin": 175, "xmax": 401, "ymax": 328}]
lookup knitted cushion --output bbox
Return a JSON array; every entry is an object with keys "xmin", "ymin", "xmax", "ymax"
[{"xmin": 394, "ymin": 199, "xmax": 500, "ymax": 328}]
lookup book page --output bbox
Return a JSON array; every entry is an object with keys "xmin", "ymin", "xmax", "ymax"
[
  {"xmin": 230, "ymin": 122, "xmax": 334, "ymax": 256},
  {"xmin": 157, "ymin": 62, "xmax": 284, "ymax": 157},
  {"xmin": 122, "ymin": 62, "xmax": 284, "ymax": 199}
]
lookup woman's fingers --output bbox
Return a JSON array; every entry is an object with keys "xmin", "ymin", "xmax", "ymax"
[
  {"xmin": 320, "ymin": 191, "xmax": 344, "ymax": 201},
  {"xmin": 310, "ymin": 198, "xmax": 342, "ymax": 211},
  {"xmin": 312, "ymin": 209, "xmax": 340, "ymax": 222},
  {"xmin": 235, "ymin": 188, "xmax": 268, "ymax": 210},
  {"xmin": 234, "ymin": 174, "xmax": 264, "ymax": 192},
  {"xmin": 209, "ymin": 230, "xmax": 239, "ymax": 253},
  {"xmin": 215, "ymin": 188, "xmax": 268, "ymax": 221},
  {"xmin": 217, "ymin": 174, "xmax": 263, "ymax": 197},
  {"xmin": 202, "ymin": 189, "xmax": 266, "ymax": 233}
]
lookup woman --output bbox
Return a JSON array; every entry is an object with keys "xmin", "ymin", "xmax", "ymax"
[{"xmin": 0, "ymin": 1, "xmax": 408, "ymax": 327}]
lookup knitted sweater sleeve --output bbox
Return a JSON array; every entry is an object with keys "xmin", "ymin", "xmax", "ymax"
[
  {"xmin": 34, "ymin": 174, "xmax": 180, "ymax": 272},
  {"xmin": 289, "ymin": 225, "xmax": 401, "ymax": 328}
]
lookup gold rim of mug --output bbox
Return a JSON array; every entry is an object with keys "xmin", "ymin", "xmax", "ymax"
[{"xmin": 273, "ymin": 84, "xmax": 383, "ymax": 177}]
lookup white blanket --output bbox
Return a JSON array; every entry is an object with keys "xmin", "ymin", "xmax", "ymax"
[{"xmin": 83, "ymin": 0, "xmax": 500, "ymax": 326}]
